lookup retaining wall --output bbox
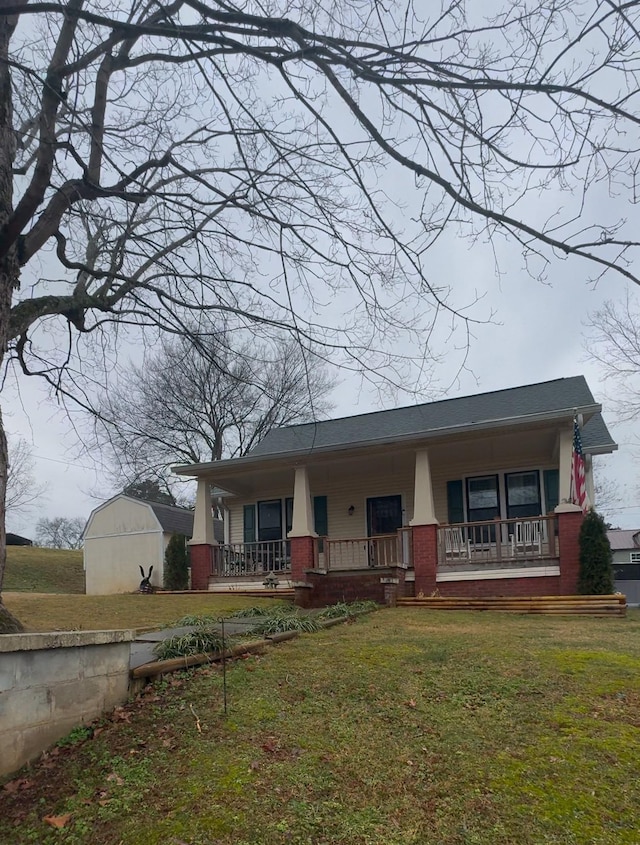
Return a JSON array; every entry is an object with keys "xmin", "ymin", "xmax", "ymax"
[{"xmin": 0, "ymin": 630, "xmax": 134, "ymax": 779}]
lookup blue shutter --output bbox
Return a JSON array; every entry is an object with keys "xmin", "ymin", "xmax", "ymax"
[
  {"xmin": 313, "ymin": 496, "xmax": 328, "ymax": 536},
  {"xmin": 313, "ymin": 495, "xmax": 328, "ymax": 553},
  {"xmin": 543, "ymin": 469, "xmax": 559, "ymax": 514},
  {"xmin": 446, "ymin": 480, "xmax": 465, "ymax": 524},
  {"xmin": 243, "ymin": 505, "xmax": 256, "ymax": 543}
]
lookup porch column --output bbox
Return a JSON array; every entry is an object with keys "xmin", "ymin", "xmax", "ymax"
[
  {"xmin": 556, "ymin": 425, "xmax": 583, "ymax": 510},
  {"xmin": 409, "ymin": 449, "xmax": 438, "ymax": 597},
  {"xmin": 409, "ymin": 449, "xmax": 438, "ymax": 527},
  {"xmin": 288, "ymin": 466, "xmax": 318, "ymax": 587},
  {"xmin": 189, "ymin": 477, "xmax": 218, "ymax": 591}
]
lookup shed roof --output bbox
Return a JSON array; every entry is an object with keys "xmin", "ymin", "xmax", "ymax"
[
  {"xmin": 247, "ymin": 375, "xmax": 613, "ymax": 458},
  {"xmin": 147, "ymin": 501, "xmax": 195, "ymax": 537}
]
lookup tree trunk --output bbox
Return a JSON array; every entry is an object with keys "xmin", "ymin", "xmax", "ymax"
[{"xmin": 0, "ymin": 8, "xmax": 25, "ymax": 632}]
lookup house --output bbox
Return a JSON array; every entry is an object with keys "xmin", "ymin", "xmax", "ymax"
[
  {"xmin": 173, "ymin": 376, "xmax": 616, "ymax": 606},
  {"xmin": 83, "ymin": 494, "xmax": 223, "ymax": 594},
  {"xmin": 607, "ymin": 529, "xmax": 640, "ymax": 605}
]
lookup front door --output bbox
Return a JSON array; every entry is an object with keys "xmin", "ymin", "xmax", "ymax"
[
  {"xmin": 366, "ymin": 495, "xmax": 403, "ymax": 566},
  {"xmin": 366, "ymin": 495, "xmax": 403, "ymax": 535}
]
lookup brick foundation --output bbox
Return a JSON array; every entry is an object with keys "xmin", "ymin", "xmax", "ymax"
[
  {"xmin": 189, "ymin": 544, "xmax": 213, "ymax": 591},
  {"xmin": 302, "ymin": 567, "xmax": 406, "ymax": 608},
  {"xmin": 436, "ymin": 575, "xmax": 561, "ymax": 598},
  {"xmin": 557, "ymin": 510, "xmax": 584, "ymax": 594},
  {"xmin": 412, "ymin": 523, "xmax": 438, "ymax": 596}
]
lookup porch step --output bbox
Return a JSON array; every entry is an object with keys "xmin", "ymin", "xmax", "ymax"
[
  {"xmin": 397, "ymin": 594, "xmax": 627, "ymax": 616},
  {"xmin": 207, "ymin": 586, "xmax": 295, "ymax": 599}
]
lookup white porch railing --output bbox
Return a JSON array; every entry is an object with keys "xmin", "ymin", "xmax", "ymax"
[
  {"xmin": 324, "ymin": 528, "xmax": 413, "ymax": 571},
  {"xmin": 213, "ymin": 541, "xmax": 291, "ymax": 577},
  {"xmin": 437, "ymin": 515, "xmax": 558, "ymax": 567}
]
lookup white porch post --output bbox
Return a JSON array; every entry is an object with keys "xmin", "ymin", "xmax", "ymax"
[
  {"xmin": 189, "ymin": 478, "xmax": 218, "ymax": 545},
  {"xmin": 556, "ymin": 425, "xmax": 581, "ymax": 513},
  {"xmin": 409, "ymin": 449, "xmax": 438, "ymax": 526},
  {"xmin": 289, "ymin": 465, "xmax": 317, "ymax": 538}
]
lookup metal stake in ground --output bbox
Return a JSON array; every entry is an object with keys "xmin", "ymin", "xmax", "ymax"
[{"xmin": 220, "ymin": 616, "xmax": 228, "ymax": 716}]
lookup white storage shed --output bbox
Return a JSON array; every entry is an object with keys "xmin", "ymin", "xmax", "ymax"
[{"xmin": 83, "ymin": 495, "xmax": 201, "ymax": 594}]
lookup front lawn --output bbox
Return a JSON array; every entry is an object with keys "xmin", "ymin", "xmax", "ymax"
[
  {"xmin": 3, "ymin": 592, "xmax": 278, "ymax": 632},
  {"xmin": 2, "ymin": 609, "xmax": 640, "ymax": 844}
]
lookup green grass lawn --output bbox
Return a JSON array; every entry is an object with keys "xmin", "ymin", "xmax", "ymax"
[
  {"xmin": 3, "ymin": 592, "xmax": 279, "ymax": 632},
  {"xmin": 2, "ymin": 608, "xmax": 640, "ymax": 844},
  {"xmin": 3, "ymin": 546, "xmax": 85, "ymax": 593}
]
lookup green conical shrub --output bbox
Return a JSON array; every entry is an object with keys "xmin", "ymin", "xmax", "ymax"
[
  {"xmin": 163, "ymin": 533, "xmax": 189, "ymax": 591},
  {"xmin": 577, "ymin": 510, "xmax": 614, "ymax": 595}
]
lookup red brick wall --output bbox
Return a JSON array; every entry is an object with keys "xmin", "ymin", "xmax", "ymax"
[
  {"xmin": 189, "ymin": 544, "xmax": 213, "ymax": 591},
  {"xmin": 557, "ymin": 510, "xmax": 584, "ymax": 594},
  {"xmin": 290, "ymin": 536, "xmax": 316, "ymax": 582},
  {"xmin": 303, "ymin": 567, "xmax": 406, "ymax": 608},
  {"xmin": 437, "ymin": 575, "xmax": 560, "ymax": 598},
  {"xmin": 412, "ymin": 524, "xmax": 438, "ymax": 596}
]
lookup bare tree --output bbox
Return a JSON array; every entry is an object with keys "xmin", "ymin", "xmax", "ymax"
[
  {"xmin": 587, "ymin": 294, "xmax": 640, "ymax": 421},
  {"xmin": 36, "ymin": 516, "xmax": 85, "ymax": 549},
  {"xmin": 1, "ymin": 1, "xmax": 640, "ymax": 630},
  {"xmin": 6, "ymin": 435, "xmax": 46, "ymax": 520},
  {"xmin": 91, "ymin": 330, "xmax": 334, "ymax": 492}
]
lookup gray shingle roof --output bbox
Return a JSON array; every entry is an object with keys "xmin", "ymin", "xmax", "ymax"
[
  {"xmin": 147, "ymin": 502, "xmax": 194, "ymax": 537},
  {"xmin": 248, "ymin": 375, "xmax": 614, "ymax": 457},
  {"xmin": 607, "ymin": 529, "xmax": 640, "ymax": 551}
]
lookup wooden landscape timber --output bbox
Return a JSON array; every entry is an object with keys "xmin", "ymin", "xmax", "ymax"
[{"xmin": 397, "ymin": 594, "xmax": 627, "ymax": 616}]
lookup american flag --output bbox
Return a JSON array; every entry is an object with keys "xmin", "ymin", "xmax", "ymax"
[{"xmin": 571, "ymin": 416, "xmax": 589, "ymax": 512}]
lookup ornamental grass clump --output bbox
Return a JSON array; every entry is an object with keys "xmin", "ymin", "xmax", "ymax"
[
  {"xmin": 229, "ymin": 603, "xmax": 292, "ymax": 618},
  {"xmin": 316, "ymin": 599, "xmax": 378, "ymax": 619},
  {"xmin": 154, "ymin": 628, "xmax": 228, "ymax": 659},
  {"xmin": 169, "ymin": 614, "xmax": 220, "ymax": 627},
  {"xmin": 251, "ymin": 612, "xmax": 320, "ymax": 635}
]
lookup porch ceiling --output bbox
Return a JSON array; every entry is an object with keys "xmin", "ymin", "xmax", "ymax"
[{"xmin": 175, "ymin": 422, "xmax": 561, "ymax": 498}]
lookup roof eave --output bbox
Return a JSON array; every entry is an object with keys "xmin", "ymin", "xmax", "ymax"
[{"xmin": 172, "ymin": 403, "xmax": 602, "ymax": 477}]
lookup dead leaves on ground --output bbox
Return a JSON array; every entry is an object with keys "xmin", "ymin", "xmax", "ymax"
[{"xmin": 43, "ymin": 813, "xmax": 72, "ymax": 829}]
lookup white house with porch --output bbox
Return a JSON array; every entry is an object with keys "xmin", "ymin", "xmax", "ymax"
[{"xmin": 174, "ymin": 376, "xmax": 616, "ymax": 606}]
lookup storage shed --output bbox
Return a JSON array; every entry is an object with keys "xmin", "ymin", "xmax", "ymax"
[{"xmin": 84, "ymin": 495, "xmax": 219, "ymax": 594}]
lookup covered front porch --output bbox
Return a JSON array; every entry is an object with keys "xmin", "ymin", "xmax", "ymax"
[{"xmin": 180, "ymin": 417, "xmax": 586, "ymax": 604}]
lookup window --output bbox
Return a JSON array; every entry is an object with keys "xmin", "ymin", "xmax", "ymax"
[
  {"xmin": 245, "ymin": 495, "xmax": 327, "ymax": 544},
  {"xmin": 466, "ymin": 476, "xmax": 499, "ymax": 522},
  {"xmin": 630, "ymin": 552, "xmax": 640, "ymax": 563},
  {"xmin": 257, "ymin": 500, "xmax": 282, "ymax": 542},
  {"xmin": 505, "ymin": 471, "xmax": 541, "ymax": 519}
]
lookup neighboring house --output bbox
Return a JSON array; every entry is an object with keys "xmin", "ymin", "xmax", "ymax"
[
  {"xmin": 174, "ymin": 376, "xmax": 616, "ymax": 606},
  {"xmin": 607, "ymin": 529, "xmax": 640, "ymax": 605},
  {"xmin": 6, "ymin": 533, "xmax": 33, "ymax": 546},
  {"xmin": 83, "ymin": 494, "xmax": 223, "ymax": 594}
]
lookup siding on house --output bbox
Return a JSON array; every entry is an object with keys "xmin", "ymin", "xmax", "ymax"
[{"xmin": 227, "ymin": 427, "xmax": 559, "ymax": 543}]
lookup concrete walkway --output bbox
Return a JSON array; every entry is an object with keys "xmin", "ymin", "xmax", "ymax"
[{"xmin": 130, "ymin": 618, "xmax": 262, "ymax": 670}]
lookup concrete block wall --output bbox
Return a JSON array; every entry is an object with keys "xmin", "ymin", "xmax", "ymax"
[{"xmin": 0, "ymin": 630, "xmax": 134, "ymax": 779}]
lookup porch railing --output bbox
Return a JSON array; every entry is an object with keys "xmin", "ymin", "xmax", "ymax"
[
  {"xmin": 213, "ymin": 541, "xmax": 290, "ymax": 577},
  {"xmin": 324, "ymin": 528, "xmax": 412, "ymax": 571},
  {"xmin": 437, "ymin": 515, "xmax": 558, "ymax": 567}
]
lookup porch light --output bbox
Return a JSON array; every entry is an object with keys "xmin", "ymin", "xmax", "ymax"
[{"xmin": 348, "ymin": 505, "xmax": 355, "ymax": 516}]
